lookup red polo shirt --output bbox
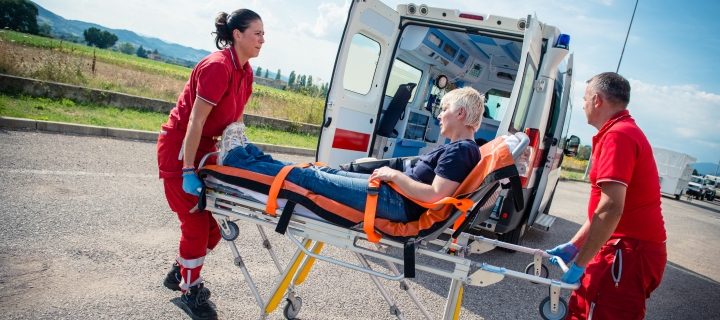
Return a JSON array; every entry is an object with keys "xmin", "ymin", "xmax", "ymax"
[
  {"xmin": 588, "ymin": 110, "xmax": 666, "ymax": 243},
  {"xmin": 168, "ymin": 46, "xmax": 253, "ymax": 137}
]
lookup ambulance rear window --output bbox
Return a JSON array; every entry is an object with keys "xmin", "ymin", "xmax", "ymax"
[
  {"xmin": 510, "ymin": 55, "xmax": 537, "ymax": 132},
  {"xmin": 343, "ymin": 33, "xmax": 381, "ymax": 95}
]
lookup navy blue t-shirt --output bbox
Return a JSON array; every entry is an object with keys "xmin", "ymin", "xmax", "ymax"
[{"xmin": 401, "ymin": 139, "xmax": 481, "ymax": 220}]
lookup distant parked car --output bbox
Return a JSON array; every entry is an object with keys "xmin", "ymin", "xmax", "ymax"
[{"xmin": 685, "ymin": 175, "xmax": 706, "ymax": 200}]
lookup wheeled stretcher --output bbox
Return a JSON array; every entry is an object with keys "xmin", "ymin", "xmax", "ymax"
[{"xmin": 195, "ymin": 132, "xmax": 579, "ymax": 320}]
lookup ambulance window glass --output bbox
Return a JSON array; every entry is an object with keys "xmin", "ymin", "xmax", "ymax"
[
  {"xmin": 485, "ymin": 89, "xmax": 511, "ymax": 120},
  {"xmin": 511, "ymin": 55, "xmax": 537, "ymax": 132},
  {"xmin": 343, "ymin": 34, "xmax": 380, "ymax": 95},
  {"xmin": 546, "ymin": 82, "xmax": 564, "ymax": 135},
  {"xmin": 384, "ymin": 59, "xmax": 422, "ymax": 101},
  {"xmin": 560, "ymin": 92, "xmax": 573, "ymax": 148}
]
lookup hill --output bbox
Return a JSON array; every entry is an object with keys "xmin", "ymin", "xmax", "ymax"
[
  {"xmin": 33, "ymin": 1, "xmax": 211, "ymax": 64},
  {"xmin": 691, "ymin": 162, "xmax": 719, "ymax": 176}
]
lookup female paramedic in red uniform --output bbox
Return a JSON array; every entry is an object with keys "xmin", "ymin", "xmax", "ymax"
[{"xmin": 156, "ymin": 9, "xmax": 263, "ymax": 320}]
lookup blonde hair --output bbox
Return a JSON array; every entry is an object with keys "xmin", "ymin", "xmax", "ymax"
[{"xmin": 441, "ymin": 87, "xmax": 485, "ymax": 131}]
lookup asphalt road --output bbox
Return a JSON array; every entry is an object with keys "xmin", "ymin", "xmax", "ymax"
[{"xmin": 1, "ymin": 129, "xmax": 719, "ymax": 319}]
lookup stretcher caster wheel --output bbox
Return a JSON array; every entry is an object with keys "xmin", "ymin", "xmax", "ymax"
[
  {"xmin": 524, "ymin": 263, "xmax": 549, "ymax": 284},
  {"xmin": 539, "ymin": 296, "xmax": 568, "ymax": 320},
  {"xmin": 283, "ymin": 296, "xmax": 302, "ymax": 319},
  {"xmin": 220, "ymin": 221, "xmax": 239, "ymax": 241}
]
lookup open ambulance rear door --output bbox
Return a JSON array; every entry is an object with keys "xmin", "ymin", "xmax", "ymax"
[
  {"xmin": 530, "ymin": 53, "xmax": 574, "ymax": 230},
  {"xmin": 317, "ymin": 0, "xmax": 400, "ymax": 168}
]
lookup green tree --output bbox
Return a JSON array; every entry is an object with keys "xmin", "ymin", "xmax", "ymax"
[
  {"xmin": 136, "ymin": 45, "xmax": 147, "ymax": 58},
  {"xmin": 307, "ymin": 75, "xmax": 313, "ymax": 87},
  {"xmin": 692, "ymin": 169, "xmax": 699, "ymax": 176},
  {"xmin": 38, "ymin": 22, "xmax": 52, "ymax": 37},
  {"xmin": 152, "ymin": 48, "xmax": 159, "ymax": 55},
  {"xmin": 263, "ymin": 69, "xmax": 269, "ymax": 78},
  {"xmin": 255, "ymin": 67, "xmax": 262, "ymax": 77},
  {"xmin": 275, "ymin": 69, "xmax": 281, "ymax": 80},
  {"xmin": 299, "ymin": 75, "xmax": 306, "ymax": 87},
  {"xmin": 118, "ymin": 42, "xmax": 135, "ymax": 55},
  {"xmin": 287, "ymin": 71, "xmax": 296, "ymax": 87},
  {"xmin": 0, "ymin": 0, "xmax": 39, "ymax": 34},
  {"xmin": 576, "ymin": 144, "xmax": 591, "ymax": 161},
  {"xmin": 83, "ymin": 27, "xmax": 118, "ymax": 49}
]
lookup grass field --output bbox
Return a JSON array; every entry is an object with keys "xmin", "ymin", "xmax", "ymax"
[
  {"xmin": 0, "ymin": 30, "xmax": 326, "ymax": 125},
  {"xmin": 0, "ymin": 94, "xmax": 319, "ymax": 149}
]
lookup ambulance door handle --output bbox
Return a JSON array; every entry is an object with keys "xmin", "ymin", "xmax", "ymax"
[{"xmin": 324, "ymin": 117, "xmax": 332, "ymax": 128}]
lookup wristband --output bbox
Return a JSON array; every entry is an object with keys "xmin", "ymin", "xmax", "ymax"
[{"xmin": 182, "ymin": 166, "xmax": 196, "ymax": 173}]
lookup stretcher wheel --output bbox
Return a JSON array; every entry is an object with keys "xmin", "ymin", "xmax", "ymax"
[
  {"xmin": 283, "ymin": 296, "xmax": 302, "ymax": 319},
  {"xmin": 220, "ymin": 221, "xmax": 239, "ymax": 241},
  {"xmin": 539, "ymin": 296, "xmax": 568, "ymax": 320},
  {"xmin": 524, "ymin": 263, "xmax": 549, "ymax": 284}
]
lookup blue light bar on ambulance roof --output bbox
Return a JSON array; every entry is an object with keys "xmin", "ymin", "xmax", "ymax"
[{"xmin": 556, "ymin": 34, "xmax": 570, "ymax": 49}]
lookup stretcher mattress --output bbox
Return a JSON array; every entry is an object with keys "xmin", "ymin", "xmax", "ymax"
[{"xmin": 207, "ymin": 176, "xmax": 330, "ymax": 222}]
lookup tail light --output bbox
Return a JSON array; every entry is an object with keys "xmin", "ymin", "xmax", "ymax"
[
  {"xmin": 459, "ymin": 13, "xmax": 485, "ymax": 21},
  {"xmin": 519, "ymin": 128, "xmax": 541, "ymax": 187}
]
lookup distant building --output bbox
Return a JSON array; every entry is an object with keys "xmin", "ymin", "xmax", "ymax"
[
  {"xmin": 254, "ymin": 76, "xmax": 287, "ymax": 90},
  {"xmin": 146, "ymin": 53, "xmax": 162, "ymax": 61}
]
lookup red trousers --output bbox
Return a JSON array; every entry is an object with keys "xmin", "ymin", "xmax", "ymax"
[
  {"xmin": 157, "ymin": 123, "xmax": 220, "ymax": 291},
  {"xmin": 163, "ymin": 178, "xmax": 221, "ymax": 291},
  {"xmin": 567, "ymin": 238, "xmax": 667, "ymax": 320}
]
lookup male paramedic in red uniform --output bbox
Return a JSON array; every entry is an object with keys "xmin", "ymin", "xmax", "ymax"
[{"xmin": 546, "ymin": 72, "xmax": 667, "ymax": 319}]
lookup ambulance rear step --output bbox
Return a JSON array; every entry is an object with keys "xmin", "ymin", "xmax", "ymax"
[{"xmin": 532, "ymin": 213, "xmax": 556, "ymax": 232}]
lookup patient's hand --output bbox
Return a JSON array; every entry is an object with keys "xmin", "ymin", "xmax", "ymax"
[{"xmin": 369, "ymin": 166, "xmax": 399, "ymax": 183}]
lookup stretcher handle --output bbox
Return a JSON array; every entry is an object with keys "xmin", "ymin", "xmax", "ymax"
[
  {"xmin": 199, "ymin": 151, "xmax": 220, "ymax": 168},
  {"xmin": 285, "ymin": 231, "xmax": 405, "ymax": 281},
  {"xmin": 555, "ymin": 257, "xmax": 570, "ymax": 273}
]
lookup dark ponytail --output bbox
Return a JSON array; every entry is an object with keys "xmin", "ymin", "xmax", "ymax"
[{"xmin": 213, "ymin": 9, "xmax": 262, "ymax": 50}]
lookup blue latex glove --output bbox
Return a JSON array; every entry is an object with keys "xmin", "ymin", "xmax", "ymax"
[
  {"xmin": 182, "ymin": 172, "xmax": 203, "ymax": 196},
  {"xmin": 561, "ymin": 262, "xmax": 585, "ymax": 284},
  {"xmin": 546, "ymin": 242, "xmax": 579, "ymax": 265}
]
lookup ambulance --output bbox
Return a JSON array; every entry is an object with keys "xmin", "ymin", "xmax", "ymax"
[{"xmin": 316, "ymin": 1, "xmax": 581, "ymax": 248}]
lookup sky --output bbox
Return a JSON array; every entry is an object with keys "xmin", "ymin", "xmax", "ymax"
[{"xmin": 34, "ymin": 0, "xmax": 720, "ymax": 164}]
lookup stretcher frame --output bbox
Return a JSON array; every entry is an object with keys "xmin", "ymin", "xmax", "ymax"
[{"xmin": 198, "ymin": 134, "xmax": 579, "ymax": 320}]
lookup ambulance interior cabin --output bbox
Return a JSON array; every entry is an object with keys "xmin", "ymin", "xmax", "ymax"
[{"xmin": 361, "ymin": 25, "xmax": 525, "ymax": 158}]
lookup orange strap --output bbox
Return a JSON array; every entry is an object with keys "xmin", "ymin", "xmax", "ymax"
[
  {"xmin": 265, "ymin": 162, "xmax": 328, "ymax": 215},
  {"xmin": 386, "ymin": 181, "xmax": 474, "ymax": 212},
  {"xmin": 362, "ymin": 180, "xmax": 474, "ymax": 243},
  {"xmin": 363, "ymin": 179, "xmax": 384, "ymax": 243}
]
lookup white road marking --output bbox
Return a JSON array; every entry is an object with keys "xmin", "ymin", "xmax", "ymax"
[{"xmin": 0, "ymin": 168, "xmax": 156, "ymax": 179}]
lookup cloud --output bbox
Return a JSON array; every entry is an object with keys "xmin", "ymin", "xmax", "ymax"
[
  {"xmin": 627, "ymin": 79, "xmax": 720, "ymax": 161},
  {"xmin": 592, "ymin": 0, "xmax": 614, "ymax": 6},
  {"xmin": 294, "ymin": 1, "xmax": 350, "ymax": 41}
]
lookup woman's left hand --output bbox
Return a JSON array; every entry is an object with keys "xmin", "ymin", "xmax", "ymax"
[{"xmin": 369, "ymin": 166, "xmax": 398, "ymax": 183}]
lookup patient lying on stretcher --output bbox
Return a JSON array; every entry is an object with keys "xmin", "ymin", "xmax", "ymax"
[{"xmin": 222, "ymin": 88, "xmax": 485, "ymax": 223}]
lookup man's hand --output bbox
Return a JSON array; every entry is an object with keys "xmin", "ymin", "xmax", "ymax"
[
  {"xmin": 561, "ymin": 262, "xmax": 585, "ymax": 284},
  {"xmin": 182, "ymin": 172, "xmax": 203, "ymax": 196},
  {"xmin": 547, "ymin": 242, "xmax": 579, "ymax": 265}
]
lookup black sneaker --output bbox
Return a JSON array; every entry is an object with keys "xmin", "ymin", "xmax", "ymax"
[
  {"xmin": 180, "ymin": 283, "xmax": 217, "ymax": 320},
  {"xmin": 163, "ymin": 263, "xmax": 211, "ymax": 298}
]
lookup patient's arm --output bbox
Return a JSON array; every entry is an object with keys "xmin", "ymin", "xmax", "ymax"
[{"xmin": 369, "ymin": 167, "xmax": 460, "ymax": 207}]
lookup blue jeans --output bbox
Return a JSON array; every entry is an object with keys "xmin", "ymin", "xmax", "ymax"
[{"xmin": 223, "ymin": 144, "xmax": 410, "ymax": 223}]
